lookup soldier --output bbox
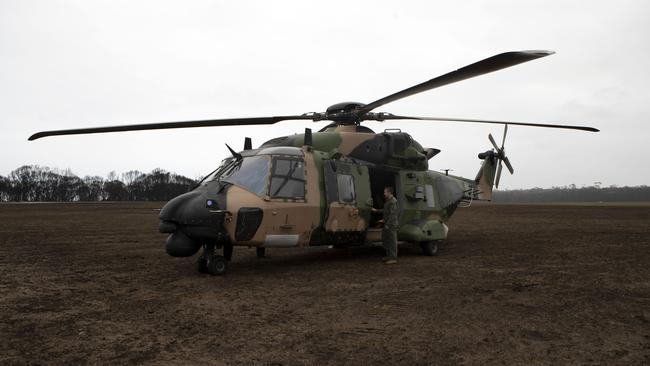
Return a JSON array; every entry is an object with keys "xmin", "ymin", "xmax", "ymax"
[{"xmin": 372, "ymin": 186, "xmax": 399, "ymax": 264}]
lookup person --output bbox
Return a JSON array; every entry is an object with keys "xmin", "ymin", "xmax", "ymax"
[{"xmin": 372, "ymin": 186, "xmax": 399, "ymax": 264}]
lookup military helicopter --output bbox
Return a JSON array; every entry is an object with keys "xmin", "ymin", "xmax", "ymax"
[{"xmin": 30, "ymin": 50, "xmax": 598, "ymax": 275}]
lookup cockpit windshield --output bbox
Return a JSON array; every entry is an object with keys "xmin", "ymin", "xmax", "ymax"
[
  {"xmin": 202, "ymin": 156, "xmax": 271, "ymax": 196},
  {"xmin": 200, "ymin": 158, "xmax": 233, "ymax": 184}
]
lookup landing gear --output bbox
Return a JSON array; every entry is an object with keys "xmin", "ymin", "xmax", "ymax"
[
  {"xmin": 224, "ymin": 244, "xmax": 233, "ymax": 261},
  {"xmin": 198, "ymin": 255, "xmax": 209, "ymax": 274},
  {"xmin": 256, "ymin": 247, "xmax": 266, "ymax": 258},
  {"xmin": 420, "ymin": 240, "xmax": 440, "ymax": 256},
  {"xmin": 208, "ymin": 255, "xmax": 228, "ymax": 275},
  {"xmin": 198, "ymin": 243, "xmax": 231, "ymax": 275}
]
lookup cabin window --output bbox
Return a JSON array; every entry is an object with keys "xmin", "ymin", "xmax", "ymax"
[
  {"xmin": 337, "ymin": 174, "xmax": 355, "ymax": 203},
  {"xmin": 269, "ymin": 158, "xmax": 305, "ymax": 199}
]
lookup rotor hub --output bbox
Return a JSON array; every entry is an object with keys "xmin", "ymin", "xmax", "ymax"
[{"xmin": 325, "ymin": 102, "xmax": 366, "ymax": 125}]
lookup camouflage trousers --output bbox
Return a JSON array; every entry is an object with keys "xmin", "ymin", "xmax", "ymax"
[{"xmin": 381, "ymin": 227, "xmax": 398, "ymax": 260}]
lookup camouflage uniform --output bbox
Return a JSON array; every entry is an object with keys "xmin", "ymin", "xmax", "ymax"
[{"xmin": 380, "ymin": 196, "xmax": 399, "ymax": 260}]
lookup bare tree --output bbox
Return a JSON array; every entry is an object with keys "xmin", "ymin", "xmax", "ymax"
[{"xmin": 0, "ymin": 165, "xmax": 196, "ymax": 202}]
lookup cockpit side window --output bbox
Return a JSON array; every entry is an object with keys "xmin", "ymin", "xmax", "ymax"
[{"xmin": 269, "ymin": 158, "xmax": 305, "ymax": 199}]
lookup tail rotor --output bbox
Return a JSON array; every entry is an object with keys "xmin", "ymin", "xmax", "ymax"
[{"xmin": 488, "ymin": 124, "xmax": 514, "ymax": 189}]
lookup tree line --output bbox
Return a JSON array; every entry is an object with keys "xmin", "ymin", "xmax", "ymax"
[
  {"xmin": 493, "ymin": 184, "xmax": 650, "ymax": 203},
  {"xmin": 0, "ymin": 165, "xmax": 197, "ymax": 202},
  {"xmin": 1, "ymin": 166, "xmax": 648, "ymax": 202}
]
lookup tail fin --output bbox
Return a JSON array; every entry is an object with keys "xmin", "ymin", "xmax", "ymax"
[{"xmin": 474, "ymin": 151, "xmax": 498, "ymax": 200}]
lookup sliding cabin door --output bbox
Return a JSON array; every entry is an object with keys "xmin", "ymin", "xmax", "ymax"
[{"xmin": 323, "ymin": 160, "xmax": 371, "ymax": 233}]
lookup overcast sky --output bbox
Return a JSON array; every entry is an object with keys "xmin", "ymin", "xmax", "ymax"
[{"xmin": 1, "ymin": 0, "xmax": 648, "ymax": 189}]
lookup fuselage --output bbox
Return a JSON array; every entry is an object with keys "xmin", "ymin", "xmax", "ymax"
[{"xmin": 159, "ymin": 127, "xmax": 474, "ymax": 257}]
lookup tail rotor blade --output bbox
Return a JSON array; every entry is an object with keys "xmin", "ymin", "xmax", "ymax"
[
  {"xmin": 488, "ymin": 133, "xmax": 500, "ymax": 151},
  {"xmin": 503, "ymin": 156, "xmax": 514, "ymax": 174},
  {"xmin": 495, "ymin": 160, "xmax": 503, "ymax": 189},
  {"xmin": 501, "ymin": 124, "xmax": 508, "ymax": 148}
]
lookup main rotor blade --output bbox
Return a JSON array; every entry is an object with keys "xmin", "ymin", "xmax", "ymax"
[
  {"xmin": 29, "ymin": 115, "xmax": 313, "ymax": 141},
  {"xmin": 374, "ymin": 115, "xmax": 600, "ymax": 132},
  {"xmin": 359, "ymin": 50, "xmax": 554, "ymax": 115}
]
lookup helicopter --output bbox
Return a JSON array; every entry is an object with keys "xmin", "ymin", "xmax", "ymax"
[{"xmin": 30, "ymin": 50, "xmax": 598, "ymax": 275}]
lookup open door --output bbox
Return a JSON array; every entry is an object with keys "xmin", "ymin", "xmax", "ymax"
[
  {"xmin": 323, "ymin": 160, "xmax": 371, "ymax": 232},
  {"xmin": 368, "ymin": 167, "xmax": 397, "ymax": 228}
]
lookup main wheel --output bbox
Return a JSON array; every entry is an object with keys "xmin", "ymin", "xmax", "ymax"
[
  {"xmin": 420, "ymin": 241, "xmax": 440, "ymax": 256},
  {"xmin": 198, "ymin": 255, "xmax": 209, "ymax": 274},
  {"xmin": 208, "ymin": 255, "xmax": 228, "ymax": 275}
]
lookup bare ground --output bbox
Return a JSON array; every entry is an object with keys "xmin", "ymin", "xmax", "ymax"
[{"xmin": 1, "ymin": 202, "xmax": 649, "ymax": 365}]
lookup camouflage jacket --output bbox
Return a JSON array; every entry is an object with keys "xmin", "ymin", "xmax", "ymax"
[{"xmin": 382, "ymin": 196, "xmax": 399, "ymax": 230}]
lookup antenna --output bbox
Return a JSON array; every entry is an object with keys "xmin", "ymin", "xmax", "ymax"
[
  {"xmin": 304, "ymin": 128, "xmax": 312, "ymax": 146},
  {"xmin": 225, "ymin": 144, "xmax": 242, "ymax": 160}
]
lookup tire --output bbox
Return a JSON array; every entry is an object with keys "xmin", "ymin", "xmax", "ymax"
[
  {"xmin": 420, "ymin": 241, "xmax": 440, "ymax": 256},
  {"xmin": 198, "ymin": 255, "xmax": 209, "ymax": 274},
  {"xmin": 208, "ymin": 255, "xmax": 228, "ymax": 275}
]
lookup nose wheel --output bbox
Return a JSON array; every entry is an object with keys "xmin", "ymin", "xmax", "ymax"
[
  {"xmin": 207, "ymin": 255, "xmax": 227, "ymax": 275},
  {"xmin": 198, "ymin": 244, "xmax": 232, "ymax": 275}
]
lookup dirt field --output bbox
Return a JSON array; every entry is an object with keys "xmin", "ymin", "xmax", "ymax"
[{"xmin": 1, "ymin": 202, "xmax": 649, "ymax": 365}]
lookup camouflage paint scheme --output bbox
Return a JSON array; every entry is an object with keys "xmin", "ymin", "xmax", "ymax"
[{"xmin": 158, "ymin": 124, "xmax": 498, "ymax": 256}]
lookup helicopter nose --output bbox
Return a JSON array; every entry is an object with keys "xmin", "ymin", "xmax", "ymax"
[
  {"xmin": 159, "ymin": 190, "xmax": 225, "ymax": 231},
  {"xmin": 159, "ymin": 190, "xmax": 203, "ymax": 227},
  {"xmin": 158, "ymin": 189, "xmax": 228, "ymax": 257}
]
